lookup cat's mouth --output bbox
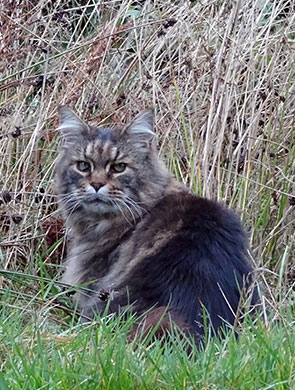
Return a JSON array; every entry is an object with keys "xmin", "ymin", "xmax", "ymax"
[
  {"xmin": 66, "ymin": 191, "xmax": 141, "ymax": 221},
  {"xmin": 83, "ymin": 193, "xmax": 112, "ymax": 205},
  {"xmin": 80, "ymin": 194, "xmax": 118, "ymax": 215}
]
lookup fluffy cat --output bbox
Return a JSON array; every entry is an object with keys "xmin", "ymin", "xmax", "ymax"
[{"xmin": 55, "ymin": 106, "xmax": 258, "ymax": 341}]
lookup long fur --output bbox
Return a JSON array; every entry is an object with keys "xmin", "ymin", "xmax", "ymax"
[{"xmin": 55, "ymin": 107, "xmax": 258, "ymax": 341}]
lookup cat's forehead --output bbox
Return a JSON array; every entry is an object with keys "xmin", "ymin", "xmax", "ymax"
[
  {"xmin": 84, "ymin": 126, "xmax": 121, "ymax": 163},
  {"xmin": 95, "ymin": 127, "xmax": 113, "ymax": 142}
]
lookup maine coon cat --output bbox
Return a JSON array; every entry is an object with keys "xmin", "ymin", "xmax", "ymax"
[{"xmin": 55, "ymin": 106, "xmax": 258, "ymax": 341}]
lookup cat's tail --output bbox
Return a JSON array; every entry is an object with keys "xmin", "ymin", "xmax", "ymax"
[{"xmin": 127, "ymin": 306, "xmax": 196, "ymax": 346}]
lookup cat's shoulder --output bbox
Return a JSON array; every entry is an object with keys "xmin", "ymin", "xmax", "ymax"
[
  {"xmin": 150, "ymin": 190, "xmax": 247, "ymax": 240},
  {"xmin": 155, "ymin": 190, "xmax": 234, "ymax": 219}
]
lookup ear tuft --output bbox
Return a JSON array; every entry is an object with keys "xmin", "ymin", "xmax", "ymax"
[
  {"xmin": 57, "ymin": 106, "xmax": 89, "ymax": 138},
  {"xmin": 125, "ymin": 109, "xmax": 155, "ymax": 143}
]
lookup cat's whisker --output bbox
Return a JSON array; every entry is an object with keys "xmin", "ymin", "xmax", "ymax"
[
  {"xmin": 102, "ymin": 190, "xmax": 137, "ymax": 223},
  {"xmin": 60, "ymin": 196, "xmax": 75, "ymax": 205},
  {"xmin": 59, "ymin": 194, "xmax": 77, "ymax": 205},
  {"xmin": 123, "ymin": 196, "xmax": 147, "ymax": 215},
  {"xmin": 65, "ymin": 203, "xmax": 79, "ymax": 219},
  {"xmin": 124, "ymin": 198, "xmax": 145, "ymax": 218},
  {"xmin": 122, "ymin": 202, "xmax": 143, "ymax": 221},
  {"xmin": 120, "ymin": 200, "xmax": 138, "ymax": 224},
  {"xmin": 64, "ymin": 199, "xmax": 83, "ymax": 225},
  {"xmin": 60, "ymin": 193, "xmax": 86, "ymax": 211},
  {"xmin": 109, "ymin": 192, "xmax": 145, "ymax": 218},
  {"xmin": 112, "ymin": 199, "xmax": 135, "ymax": 226},
  {"xmin": 113, "ymin": 196, "xmax": 143, "ymax": 222}
]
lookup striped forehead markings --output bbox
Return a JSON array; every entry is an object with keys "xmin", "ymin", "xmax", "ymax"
[
  {"xmin": 85, "ymin": 142, "xmax": 94, "ymax": 157},
  {"xmin": 84, "ymin": 139, "xmax": 120, "ymax": 163},
  {"xmin": 110, "ymin": 147, "xmax": 119, "ymax": 160}
]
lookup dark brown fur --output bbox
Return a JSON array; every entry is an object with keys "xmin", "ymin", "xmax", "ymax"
[{"xmin": 127, "ymin": 307, "xmax": 191, "ymax": 343}]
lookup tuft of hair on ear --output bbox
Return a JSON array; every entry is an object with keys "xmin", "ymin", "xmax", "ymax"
[
  {"xmin": 122, "ymin": 108, "xmax": 155, "ymax": 149},
  {"xmin": 57, "ymin": 106, "xmax": 89, "ymax": 141}
]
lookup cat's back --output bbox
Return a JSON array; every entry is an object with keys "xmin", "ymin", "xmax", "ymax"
[
  {"xmin": 136, "ymin": 190, "xmax": 248, "ymax": 251},
  {"xmin": 124, "ymin": 189, "xmax": 251, "ymax": 289},
  {"xmin": 119, "ymin": 190, "xmax": 255, "ymax": 331}
]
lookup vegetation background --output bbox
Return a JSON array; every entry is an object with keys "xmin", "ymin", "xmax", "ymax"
[{"xmin": 0, "ymin": 0, "xmax": 295, "ymax": 389}]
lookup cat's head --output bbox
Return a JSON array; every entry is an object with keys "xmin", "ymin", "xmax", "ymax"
[{"xmin": 55, "ymin": 107, "xmax": 172, "ymax": 223}]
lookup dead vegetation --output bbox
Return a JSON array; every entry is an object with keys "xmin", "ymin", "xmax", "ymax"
[{"xmin": 0, "ymin": 0, "xmax": 295, "ymax": 311}]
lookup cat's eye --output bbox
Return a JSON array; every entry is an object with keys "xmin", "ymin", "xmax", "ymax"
[
  {"xmin": 110, "ymin": 163, "xmax": 126, "ymax": 173},
  {"xmin": 76, "ymin": 161, "xmax": 91, "ymax": 172}
]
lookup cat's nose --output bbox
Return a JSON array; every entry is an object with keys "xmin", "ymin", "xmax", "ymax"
[{"xmin": 90, "ymin": 182, "xmax": 104, "ymax": 192}]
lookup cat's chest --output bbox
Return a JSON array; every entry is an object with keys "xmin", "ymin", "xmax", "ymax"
[
  {"xmin": 63, "ymin": 204, "xmax": 184, "ymax": 287},
  {"xmin": 63, "ymin": 239, "xmax": 121, "ymax": 286},
  {"xmin": 95, "ymin": 216, "xmax": 184, "ymax": 289},
  {"xmin": 62, "ymin": 220, "xmax": 131, "ymax": 285}
]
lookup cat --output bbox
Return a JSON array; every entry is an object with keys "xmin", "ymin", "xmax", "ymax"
[{"xmin": 55, "ymin": 106, "xmax": 258, "ymax": 342}]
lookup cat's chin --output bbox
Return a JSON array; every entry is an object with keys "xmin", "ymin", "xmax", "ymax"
[{"xmin": 81, "ymin": 200, "xmax": 117, "ymax": 215}]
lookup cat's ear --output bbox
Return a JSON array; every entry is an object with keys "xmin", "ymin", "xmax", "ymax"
[
  {"xmin": 57, "ymin": 106, "xmax": 89, "ymax": 141},
  {"xmin": 122, "ymin": 109, "xmax": 155, "ymax": 149}
]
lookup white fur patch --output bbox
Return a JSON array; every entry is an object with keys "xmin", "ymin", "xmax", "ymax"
[
  {"xmin": 97, "ymin": 186, "xmax": 109, "ymax": 195},
  {"xmin": 130, "ymin": 123, "xmax": 154, "ymax": 135},
  {"xmin": 85, "ymin": 185, "xmax": 96, "ymax": 194},
  {"xmin": 57, "ymin": 120, "xmax": 82, "ymax": 131}
]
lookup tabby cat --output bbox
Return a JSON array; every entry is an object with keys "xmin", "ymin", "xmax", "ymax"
[{"xmin": 55, "ymin": 106, "xmax": 258, "ymax": 341}]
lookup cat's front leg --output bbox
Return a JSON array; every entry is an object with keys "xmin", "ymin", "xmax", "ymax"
[{"xmin": 80, "ymin": 288, "xmax": 124, "ymax": 320}]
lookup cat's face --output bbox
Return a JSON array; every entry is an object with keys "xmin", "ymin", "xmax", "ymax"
[{"xmin": 55, "ymin": 107, "xmax": 171, "ymax": 223}]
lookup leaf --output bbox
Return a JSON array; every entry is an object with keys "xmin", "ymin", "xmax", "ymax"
[{"xmin": 0, "ymin": 371, "xmax": 10, "ymax": 390}]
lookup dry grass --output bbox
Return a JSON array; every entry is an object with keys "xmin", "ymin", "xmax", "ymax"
[{"xmin": 0, "ymin": 0, "xmax": 295, "ymax": 313}]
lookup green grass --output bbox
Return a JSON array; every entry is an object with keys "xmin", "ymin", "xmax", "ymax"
[
  {"xmin": 1, "ymin": 299, "xmax": 295, "ymax": 390},
  {"xmin": 1, "ymin": 0, "xmax": 295, "ymax": 388}
]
